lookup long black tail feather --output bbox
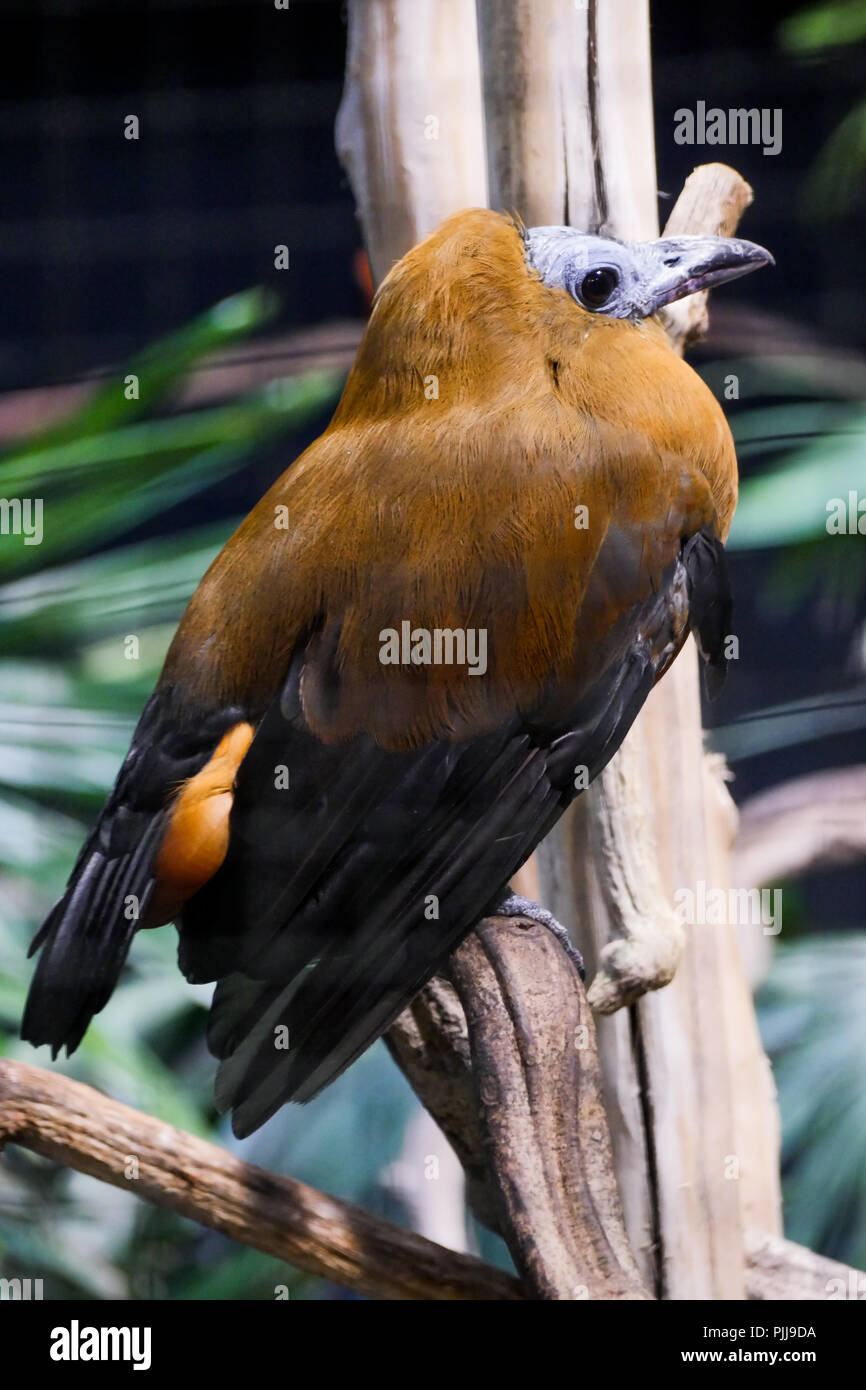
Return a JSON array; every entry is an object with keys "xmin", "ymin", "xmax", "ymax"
[{"xmin": 21, "ymin": 813, "xmax": 168, "ymax": 1055}]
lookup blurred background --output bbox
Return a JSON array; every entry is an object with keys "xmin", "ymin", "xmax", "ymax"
[{"xmin": 0, "ymin": 0, "xmax": 864, "ymax": 1298}]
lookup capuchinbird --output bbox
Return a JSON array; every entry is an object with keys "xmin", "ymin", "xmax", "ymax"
[{"xmin": 22, "ymin": 209, "xmax": 772, "ymax": 1136}]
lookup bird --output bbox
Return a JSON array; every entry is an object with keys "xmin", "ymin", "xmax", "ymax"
[{"xmin": 21, "ymin": 208, "xmax": 772, "ymax": 1136}]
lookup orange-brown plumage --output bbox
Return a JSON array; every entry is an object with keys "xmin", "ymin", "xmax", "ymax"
[
  {"xmin": 23, "ymin": 207, "xmax": 771, "ymax": 1132},
  {"xmin": 162, "ymin": 210, "xmax": 736, "ymax": 747}
]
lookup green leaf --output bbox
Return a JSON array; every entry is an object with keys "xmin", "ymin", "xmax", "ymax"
[
  {"xmin": 778, "ymin": 1, "xmax": 866, "ymax": 53},
  {"xmin": 757, "ymin": 935, "xmax": 866, "ymax": 1268},
  {"xmin": 728, "ymin": 414, "xmax": 866, "ymax": 549},
  {"xmin": 800, "ymin": 99, "xmax": 866, "ymax": 223},
  {"xmin": 0, "ymin": 370, "xmax": 341, "ymax": 580},
  {"xmin": 711, "ymin": 687, "xmax": 866, "ymax": 760},
  {"xmin": 4, "ymin": 288, "xmax": 278, "ymax": 458},
  {"xmin": 0, "ymin": 524, "xmax": 230, "ymax": 655}
]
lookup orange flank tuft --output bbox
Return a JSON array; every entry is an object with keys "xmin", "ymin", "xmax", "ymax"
[{"xmin": 149, "ymin": 722, "xmax": 254, "ymax": 922}]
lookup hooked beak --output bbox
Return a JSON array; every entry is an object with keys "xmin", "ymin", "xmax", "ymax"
[{"xmin": 645, "ymin": 234, "xmax": 774, "ymax": 314}]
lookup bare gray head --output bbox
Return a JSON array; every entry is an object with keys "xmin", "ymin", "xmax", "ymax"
[{"xmin": 525, "ymin": 226, "xmax": 773, "ymax": 320}]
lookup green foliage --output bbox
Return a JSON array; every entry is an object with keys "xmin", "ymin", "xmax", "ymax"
[
  {"xmin": 712, "ymin": 686, "xmax": 866, "ymax": 761},
  {"xmin": 799, "ymin": 100, "xmax": 866, "ymax": 222},
  {"xmin": 729, "ymin": 408, "xmax": 866, "ymax": 549},
  {"xmin": 698, "ymin": 351, "xmax": 866, "ymax": 762},
  {"xmin": 757, "ymin": 934, "xmax": 866, "ymax": 1270},
  {"xmin": 779, "ymin": 1, "xmax": 866, "ymax": 54},
  {"xmin": 698, "ymin": 355, "xmax": 866, "ymax": 554},
  {"xmin": 778, "ymin": 3, "xmax": 866, "ymax": 222}
]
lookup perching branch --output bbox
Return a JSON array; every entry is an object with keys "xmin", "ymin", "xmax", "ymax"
[
  {"xmin": 660, "ymin": 162, "xmax": 757, "ymax": 353},
  {"xmin": 0, "ymin": 1057, "xmax": 520, "ymax": 1302},
  {"xmin": 392, "ymin": 918, "xmax": 650, "ymax": 1297},
  {"xmin": 448, "ymin": 919, "xmax": 649, "ymax": 1299},
  {"xmin": 390, "ymin": 920, "xmax": 651, "ymax": 1298},
  {"xmin": 4, "ymin": 1056, "xmax": 862, "ymax": 1302},
  {"xmin": 385, "ymin": 972, "xmax": 500, "ymax": 1230}
]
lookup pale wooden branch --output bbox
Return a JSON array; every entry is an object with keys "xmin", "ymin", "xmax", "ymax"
[
  {"xmin": 584, "ymin": 734, "xmax": 685, "ymax": 1014},
  {"xmin": 733, "ymin": 766, "xmax": 866, "ymax": 890},
  {"xmin": 0, "ymin": 1058, "xmax": 520, "ymax": 1302},
  {"xmin": 336, "ymin": 0, "xmax": 488, "ymax": 286},
  {"xmin": 385, "ymin": 973, "xmax": 500, "ymax": 1231},
  {"xmin": 392, "ymin": 979, "xmax": 866, "ymax": 1302},
  {"xmin": 476, "ymin": 0, "xmax": 657, "ymax": 239},
  {"xmin": 660, "ymin": 162, "xmax": 757, "ymax": 352},
  {"xmin": 745, "ymin": 1229, "xmax": 866, "ymax": 1301}
]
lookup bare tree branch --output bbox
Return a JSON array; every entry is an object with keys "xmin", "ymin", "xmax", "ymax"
[
  {"xmin": 450, "ymin": 920, "xmax": 650, "ymax": 1299},
  {"xmin": 391, "ymin": 917, "xmax": 649, "ymax": 1299},
  {"xmin": 745, "ymin": 1229, "xmax": 865, "ymax": 1302},
  {"xmin": 659, "ymin": 162, "xmax": 757, "ymax": 352},
  {"xmin": 0, "ymin": 1058, "xmax": 521, "ymax": 1302},
  {"xmin": 336, "ymin": 0, "xmax": 488, "ymax": 286},
  {"xmin": 385, "ymin": 974, "xmax": 500, "ymax": 1231},
  {"xmin": 4, "ymin": 1057, "xmax": 863, "ymax": 1302}
]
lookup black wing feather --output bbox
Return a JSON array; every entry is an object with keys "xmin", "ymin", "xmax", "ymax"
[
  {"xmin": 181, "ymin": 533, "xmax": 730, "ymax": 1136},
  {"xmin": 21, "ymin": 692, "xmax": 239, "ymax": 1054}
]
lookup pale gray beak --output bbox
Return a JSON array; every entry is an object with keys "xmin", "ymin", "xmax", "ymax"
[{"xmin": 644, "ymin": 234, "xmax": 774, "ymax": 313}]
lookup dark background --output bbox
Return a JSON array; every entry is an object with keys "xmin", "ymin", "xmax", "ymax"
[{"xmin": 1, "ymin": 0, "xmax": 861, "ymax": 382}]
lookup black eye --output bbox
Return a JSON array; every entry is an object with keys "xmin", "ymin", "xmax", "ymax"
[{"xmin": 579, "ymin": 266, "xmax": 619, "ymax": 309}]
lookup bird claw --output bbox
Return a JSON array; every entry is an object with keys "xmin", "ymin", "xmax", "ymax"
[{"xmin": 492, "ymin": 892, "xmax": 585, "ymax": 980}]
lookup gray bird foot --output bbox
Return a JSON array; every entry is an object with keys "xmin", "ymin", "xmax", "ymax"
[{"xmin": 493, "ymin": 892, "xmax": 585, "ymax": 980}]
